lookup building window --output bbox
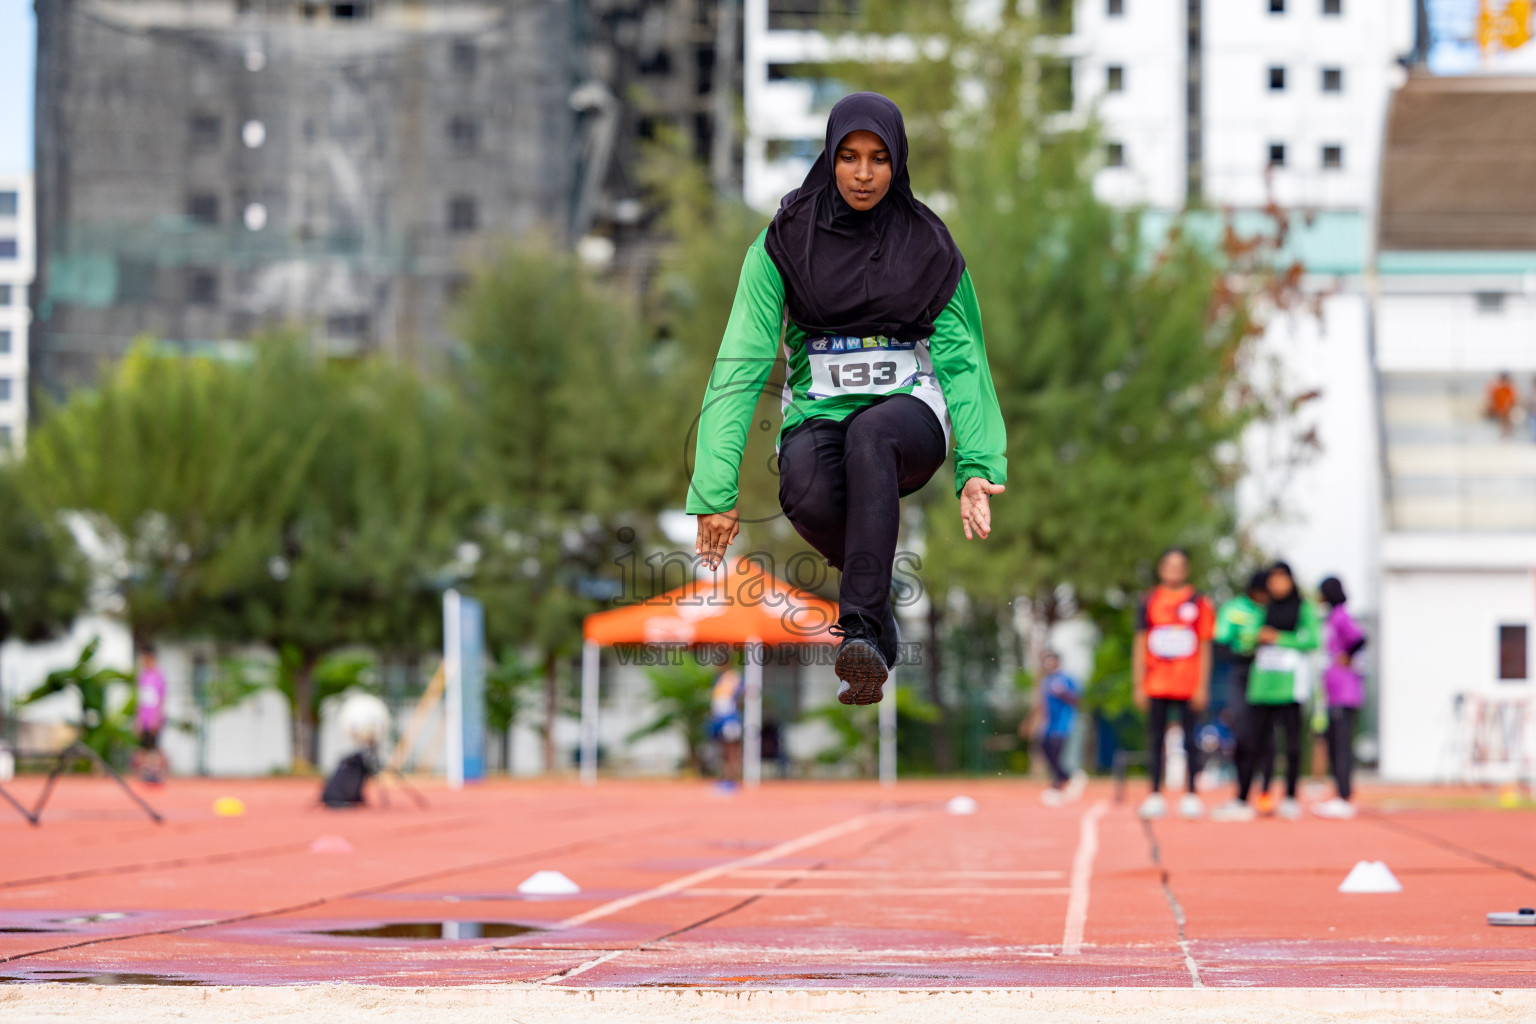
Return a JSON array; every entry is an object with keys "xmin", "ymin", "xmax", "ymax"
[
  {"xmin": 448, "ymin": 196, "xmax": 478, "ymax": 233},
  {"xmin": 188, "ymin": 270, "xmax": 219, "ymax": 305},
  {"xmin": 1107, "ymin": 0, "xmax": 1124, "ymax": 15},
  {"xmin": 639, "ymin": 49, "xmax": 673, "ymax": 76},
  {"xmin": 1322, "ymin": 0, "xmax": 1341, "ymax": 12},
  {"xmin": 1106, "ymin": 65, "xmax": 1124, "ymax": 92},
  {"xmin": 1106, "ymin": 141, "xmax": 1126, "ymax": 167},
  {"xmin": 1499, "ymin": 624, "xmax": 1528, "ymax": 680},
  {"xmin": 1270, "ymin": 0, "xmax": 1285, "ymax": 11},
  {"xmin": 1476, "ymin": 291, "xmax": 1506, "ymax": 313},
  {"xmin": 451, "ymin": 40, "xmax": 477, "ymax": 75},
  {"xmin": 0, "ymin": 238, "xmax": 16, "ymax": 259},
  {"xmin": 190, "ymin": 114, "xmax": 221, "ymax": 149},
  {"xmin": 0, "ymin": 284, "xmax": 10, "ymax": 306},
  {"xmin": 1041, "ymin": 59, "xmax": 1073, "ymax": 113},
  {"xmin": 1322, "ymin": 67, "xmax": 1343, "ymax": 92},
  {"xmin": 1268, "ymin": 143, "xmax": 1286, "ymax": 167},
  {"xmin": 448, "ymin": 117, "xmax": 480, "ymax": 156},
  {"xmin": 0, "ymin": 330, "xmax": 10, "ymax": 354},
  {"xmin": 1321, "ymin": 143, "xmax": 1343, "ymax": 169},
  {"xmin": 1040, "ymin": 0, "xmax": 1073, "ymax": 32},
  {"xmin": 0, "ymin": 378, "xmax": 11, "ymax": 403},
  {"xmin": 1269, "ymin": 66, "xmax": 1286, "ymax": 91},
  {"xmin": 187, "ymin": 194, "xmax": 220, "ymax": 226},
  {"xmin": 327, "ymin": 313, "xmax": 370, "ymax": 338},
  {"xmin": 332, "ymin": 2, "xmax": 368, "ymax": 18},
  {"xmin": 0, "ymin": 191, "xmax": 16, "ymax": 217}
]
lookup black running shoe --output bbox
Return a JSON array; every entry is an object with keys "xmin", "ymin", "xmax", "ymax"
[{"xmin": 833, "ymin": 617, "xmax": 889, "ymax": 706}]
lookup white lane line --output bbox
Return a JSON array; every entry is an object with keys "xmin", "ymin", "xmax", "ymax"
[
  {"xmin": 1060, "ymin": 799, "xmax": 1108, "ymax": 955},
  {"xmin": 550, "ymin": 813, "xmax": 880, "ymax": 930},
  {"xmin": 726, "ymin": 869, "xmax": 1065, "ymax": 880},
  {"xmin": 683, "ymin": 886, "xmax": 1070, "ymax": 897},
  {"xmin": 536, "ymin": 947, "xmax": 628, "ymax": 984}
]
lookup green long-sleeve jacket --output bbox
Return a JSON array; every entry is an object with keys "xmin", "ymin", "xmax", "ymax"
[
  {"xmin": 1214, "ymin": 595, "xmax": 1265, "ymax": 659},
  {"xmin": 685, "ymin": 230, "xmax": 1008, "ymax": 515},
  {"xmin": 1247, "ymin": 600, "xmax": 1321, "ymax": 706}
]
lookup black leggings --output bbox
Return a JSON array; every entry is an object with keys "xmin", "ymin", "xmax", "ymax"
[
  {"xmin": 777, "ymin": 395, "xmax": 947, "ymax": 629},
  {"xmin": 1240, "ymin": 702, "xmax": 1301, "ymax": 801},
  {"xmin": 1041, "ymin": 734, "xmax": 1069, "ymax": 787},
  {"xmin": 1148, "ymin": 698, "xmax": 1200, "ymax": 795},
  {"xmin": 1327, "ymin": 706, "xmax": 1357, "ymax": 801}
]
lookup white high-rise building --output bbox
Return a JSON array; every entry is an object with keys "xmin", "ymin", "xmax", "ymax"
[
  {"xmin": 1077, "ymin": 0, "xmax": 1413, "ymax": 211},
  {"xmin": 1067, "ymin": 0, "xmax": 1188, "ymax": 210},
  {"xmin": 0, "ymin": 174, "xmax": 30, "ymax": 454},
  {"xmin": 743, "ymin": 1, "xmax": 1415, "ymax": 214},
  {"xmin": 1199, "ymin": 0, "xmax": 1410, "ymax": 210},
  {"xmin": 741, "ymin": 0, "xmax": 839, "ymax": 212}
]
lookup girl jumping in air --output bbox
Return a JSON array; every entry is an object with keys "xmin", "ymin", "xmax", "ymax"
[{"xmin": 689, "ymin": 93, "xmax": 1008, "ymax": 705}]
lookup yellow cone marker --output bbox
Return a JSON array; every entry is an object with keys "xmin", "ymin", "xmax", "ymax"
[{"xmin": 213, "ymin": 796, "xmax": 246, "ymax": 817}]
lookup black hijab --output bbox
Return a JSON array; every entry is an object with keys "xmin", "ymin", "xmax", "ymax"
[
  {"xmin": 1265, "ymin": 562, "xmax": 1302, "ymax": 632},
  {"xmin": 1319, "ymin": 577, "xmax": 1346, "ymax": 607},
  {"xmin": 1246, "ymin": 569, "xmax": 1270, "ymax": 599},
  {"xmin": 763, "ymin": 92, "xmax": 965, "ymax": 343}
]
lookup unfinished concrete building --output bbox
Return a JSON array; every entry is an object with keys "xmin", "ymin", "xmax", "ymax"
[
  {"xmin": 33, "ymin": 0, "xmax": 579, "ymax": 389},
  {"xmin": 33, "ymin": 0, "xmax": 742, "ymax": 391},
  {"xmin": 583, "ymin": 0, "xmax": 742, "ymax": 265}
]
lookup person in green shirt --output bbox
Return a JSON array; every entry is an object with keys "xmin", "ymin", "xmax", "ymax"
[
  {"xmin": 689, "ymin": 93, "xmax": 1008, "ymax": 706},
  {"xmin": 1241, "ymin": 562, "xmax": 1320, "ymax": 820},
  {"xmin": 1209, "ymin": 570, "xmax": 1268, "ymax": 823}
]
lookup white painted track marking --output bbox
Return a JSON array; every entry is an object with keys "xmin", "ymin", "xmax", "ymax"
[{"xmin": 1061, "ymin": 800, "xmax": 1108, "ymax": 955}]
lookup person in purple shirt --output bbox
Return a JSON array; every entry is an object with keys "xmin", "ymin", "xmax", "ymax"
[
  {"xmin": 134, "ymin": 646, "xmax": 168, "ymax": 785},
  {"xmin": 1314, "ymin": 577, "xmax": 1365, "ymax": 819}
]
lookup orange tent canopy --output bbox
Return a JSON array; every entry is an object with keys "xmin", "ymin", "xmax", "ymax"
[{"xmin": 583, "ymin": 560, "xmax": 838, "ymax": 646}]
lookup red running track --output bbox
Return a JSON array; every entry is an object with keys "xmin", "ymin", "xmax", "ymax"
[{"xmin": 0, "ymin": 776, "xmax": 1531, "ymax": 989}]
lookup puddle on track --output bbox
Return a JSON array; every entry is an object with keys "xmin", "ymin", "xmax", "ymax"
[
  {"xmin": 307, "ymin": 921, "xmax": 542, "ymax": 940},
  {"xmin": 1, "ymin": 972, "xmax": 207, "ymax": 986},
  {"xmin": 0, "ymin": 927, "xmax": 65, "ymax": 934},
  {"xmin": 0, "ymin": 912, "xmax": 134, "ymax": 935}
]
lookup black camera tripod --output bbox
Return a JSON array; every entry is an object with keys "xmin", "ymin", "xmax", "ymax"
[{"xmin": 0, "ymin": 740, "xmax": 163, "ymax": 826}]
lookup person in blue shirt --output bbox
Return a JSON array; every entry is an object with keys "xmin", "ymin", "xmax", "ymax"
[{"xmin": 1030, "ymin": 651, "xmax": 1082, "ymax": 804}]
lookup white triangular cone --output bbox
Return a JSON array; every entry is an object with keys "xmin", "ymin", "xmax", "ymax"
[
  {"xmin": 1338, "ymin": 860, "xmax": 1402, "ymax": 893},
  {"xmin": 946, "ymin": 795, "xmax": 978, "ymax": 815},
  {"xmin": 518, "ymin": 870, "xmax": 581, "ymax": 895}
]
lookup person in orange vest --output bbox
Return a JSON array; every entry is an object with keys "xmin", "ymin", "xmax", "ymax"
[
  {"xmin": 1133, "ymin": 548, "xmax": 1215, "ymax": 820},
  {"xmin": 1486, "ymin": 371, "xmax": 1518, "ymax": 437}
]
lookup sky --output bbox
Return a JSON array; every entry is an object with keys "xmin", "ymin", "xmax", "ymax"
[{"xmin": 0, "ymin": 1, "xmax": 35, "ymax": 175}]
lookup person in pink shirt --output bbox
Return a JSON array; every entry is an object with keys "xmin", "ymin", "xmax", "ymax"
[
  {"xmin": 1314, "ymin": 577, "xmax": 1365, "ymax": 819},
  {"xmin": 133, "ymin": 646, "xmax": 168, "ymax": 784}
]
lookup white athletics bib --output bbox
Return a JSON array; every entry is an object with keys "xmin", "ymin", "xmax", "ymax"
[
  {"xmin": 1147, "ymin": 624, "xmax": 1197, "ymax": 660},
  {"xmin": 1254, "ymin": 646, "xmax": 1301, "ymax": 673},
  {"xmin": 805, "ymin": 336, "xmax": 922, "ymax": 399},
  {"xmin": 1254, "ymin": 645, "xmax": 1311, "ymax": 702}
]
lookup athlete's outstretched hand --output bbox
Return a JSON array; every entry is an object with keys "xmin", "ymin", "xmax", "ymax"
[
  {"xmin": 960, "ymin": 477, "xmax": 1005, "ymax": 540},
  {"xmin": 695, "ymin": 509, "xmax": 740, "ymax": 570}
]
